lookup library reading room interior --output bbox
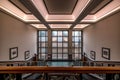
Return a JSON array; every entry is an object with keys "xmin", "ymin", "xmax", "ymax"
[{"xmin": 0, "ymin": 0, "xmax": 120, "ymax": 80}]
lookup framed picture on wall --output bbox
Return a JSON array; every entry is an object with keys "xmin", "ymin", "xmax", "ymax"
[
  {"xmin": 102, "ymin": 47, "xmax": 110, "ymax": 60},
  {"xmin": 9, "ymin": 47, "xmax": 18, "ymax": 60},
  {"xmin": 90, "ymin": 51, "xmax": 96, "ymax": 60},
  {"xmin": 25, "ymin": 51, "xmax": 30, "ymax": 60}
]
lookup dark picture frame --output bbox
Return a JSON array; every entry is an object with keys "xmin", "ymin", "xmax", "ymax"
[
  {"xmin": 102, "ymin": 47, "xmax": 110, "ymax": 60},
  {"xmin": 25, "ymin": 51, "xmax": 30, "ymax": 60},
  {"xmin": 90, "ymin": 51, "xmax": 96, "ymax": 60},
  {"xmin": 9, "ymin": 47, "xmax": 18, "ymax": 60}
]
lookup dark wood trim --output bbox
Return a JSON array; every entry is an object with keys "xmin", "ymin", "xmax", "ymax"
[
  {"xmin": 0, "ymin": 66, "xmax": 120, "ymax": 73},
  {"xmin": 37, "ymin": 30, "xmax": 39, "ymax": 59},
  {"xmin": 70, "ymin": 0, "xmax": 103, "ymax": 29},
  {"xmin": 8, "ymin": 0, "xmax": 32, "ymax": 14},
  {"xmin": 19, "ymin": 0, "xmax": 51, "ymax": 29},
  {"xmin": 43, "ymin": 0, "xmax": 78, "ymax": 15},
  {"xmin": 81, "ymin": 30, "xmax": 83, "ymax": 60}
]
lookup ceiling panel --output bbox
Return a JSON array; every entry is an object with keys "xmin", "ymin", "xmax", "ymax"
[
  {"xmin": 89, "ymin": 0, "xmax": 113, "ymax": 14},
  {"xmin": 43, "ymin": 0, "xmax": 78, "ymax": 15},
  {"xmin": 9, "ymin": 0, "xmax": 32, "ymax": 14}
]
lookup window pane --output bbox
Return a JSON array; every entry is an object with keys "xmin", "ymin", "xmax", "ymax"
[
  {"xmin": 41, "ymin": 37, "xmax": 46, "ymax": 42},
  {"xmin": 40, "ymin": 31, "xmax": 46, "ymax": 36},
  {"xmin": 63, "ymin": 43, "xmax": 68, "ymax": 47},
  {"xmin": 58, "ymin": 31, "xmax": 62, "ymax": 36},
  {"xmin": 58, "ymin": 37, "xmax": 62, "ymax": 42},
  {"xmin": 41, "ymin": 43, "xmax": 46, "ymax": 47},
  {"xmin": 79, "ymin": 37, "xmax": 81, "ymax": 42},
  {"xmin": 75, "ymin": 54, "xmax": 79, "ymax": 59},
  {"xmin": 46, "ymin": 32, "xmax": 48, "ymax": 36},
  {"xmin": 45, "ymin": 37, "xmax": 48, "ymax": 41},
  {"xmin": 74, "ymin": 31, "xmax": 79, "ymax": 36},
  {"xmin": 79, "ymin": 31, "xmax": 81, "ymax": 36},
  {"xmin": 52, "ymin": 49, "xmax": 57, "ymax": 54},
  {"xmin": 63, "ymin": 49, "xmax": 68, "ymax": 53},
  {"xmin": 52, "ymin": 54, "xmax": 57, "ymax": 59},
  {"xmin": 74, "ymin": 37, "xmax": 79, "ymax": 42},
  {"xmin": 63, "ymin": 31, "xmax": 68, "ymax": 36},
  {"xmin": 72, "ymin": 37, "xmax": 75, "ymax": 42},
  {"xmin": 52, "ymin": 43, "xmax": 57, "ymax": 47},
  {"xmin": 63, "ymin": 54, "xmax": 68, "ymax": 59},
  {"xmin": 75, "ymin": 43, "xmax": 79, "ymax": 47},
  {"xmin": 75, "ymin": 48, "xmax": 79, "ymax": 53},
  {"xmin": 41, "ymin": 48, "xmax": 45, "ymax": 53},
  {"xmin": 72, "ymin": 43, "xmax": 75, "ymax": 47},
  {"xmin": 79, "ymin": 49, "xmax": 81, "ymax": 53},
  {"xmin": 58, "ymin": 43, "xmax": 62, "ymax": 47},
  {"xmin": 72, "ymin": 48, "xmax": 75, "ymax": 53},
  {"xmin": 41, "ymin": 54, "xmax": 46, "ymax": 59},
  {"xmin": 58, "ymin": 48, "xmax": 62, "ymax": 53},
  {"xmin": 63, "ymin": 37, "xmax": 68, "ymax": 42},
  {"xmin": 52, "ymin": 37, "xmax": 57, "ymax": 41},
  {"xmin": 58, "ymin": 54, "xmax": 62, "ymax": 59},
  {"xmin": 52, "ymin": 31, "xmax": 57, "ymax": 36},
  {"xmin": 39, "ymin": 43, "xmax": 41, "ymax": 47}
]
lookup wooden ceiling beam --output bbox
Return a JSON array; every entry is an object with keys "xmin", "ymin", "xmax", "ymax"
[
  {"xmin": 19, "ymin": 0, "xmax": 51, "ymax": 29},
  {"xmin": 70, "ymin": 0, "xmax": 104, "ymax": 29}
]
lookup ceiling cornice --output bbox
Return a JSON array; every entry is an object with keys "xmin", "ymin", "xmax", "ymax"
[
  {"xmin": 19, "ymin": 0, "xmax": 51, "ymax": 29},
  {"xmin": 70, "ymin": 0, "xmax": 104, "ymax": 29},
  {"xmin": 26, "ymin": 21, "xmax": 94, "ymax": 25}
]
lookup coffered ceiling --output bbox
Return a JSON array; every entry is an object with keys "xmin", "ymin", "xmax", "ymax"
[
  {"xmin": 0, "ymin": 0, "xmax": 120, "ymax": 29},
  {"xmin": 43, "ymin": 0, "xmax": 78, "ymax": 15}
]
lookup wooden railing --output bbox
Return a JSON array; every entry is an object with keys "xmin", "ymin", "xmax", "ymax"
[
  {"xmin": 0, "ymin": 60, "xmax": 120, "ymax": 80},
  {"xmin": 0, "ymin": 66, "xmax": 120, "ymax": 73}
]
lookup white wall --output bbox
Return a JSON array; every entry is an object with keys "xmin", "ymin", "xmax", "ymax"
[
  {"xmin": 0, "ymin": 11, "xmax": 37, "ymax": 61},
  {"xmin": 83, "ymin": 12, "xmax": 120, "ymax": 61}
]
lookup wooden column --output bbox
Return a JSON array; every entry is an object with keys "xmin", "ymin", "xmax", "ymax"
[
  {"xmin": 68, "ymin": 29, "xmax": 72, "ymax": 60},
  {"xmin": 48, "ymin": 29, "xmax": 52, "ymax": 60}
]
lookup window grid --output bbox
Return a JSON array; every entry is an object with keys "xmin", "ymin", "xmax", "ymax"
[
  {"xmin": 38, "ymin": 31, "xmax": 48, "ymax": 59},
  {"xmin": 37, "ymin": 30, "xmax": 82, "ymax": 60},
  {"xmin": 52, "ymin": 31, "xmax": 68, "ymax": 60},
  {"xmin": 72, "ymin": 31, "xmax": 82, "ymax": 59}
]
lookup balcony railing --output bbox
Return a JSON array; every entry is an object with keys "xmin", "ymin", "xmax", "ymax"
[{"xmin": 0, "ymin": 60, "xmax": 120, "ymax": 80}]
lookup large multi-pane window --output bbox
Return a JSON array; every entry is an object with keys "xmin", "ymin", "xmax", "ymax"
[
  {"xmin": 72, "ymin": 31, "xmax": 82, "ymax": 59},
  {"xmin": 38, "ymin": 30, "xmax": 82, "ymax": 60},
  {"xmin": 38, "ymin": 31, "xmax": 48, "ymax": 59},
  {"xmin": 52, "ymin": 31, "xmax": 68, "ymax": 59}
]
